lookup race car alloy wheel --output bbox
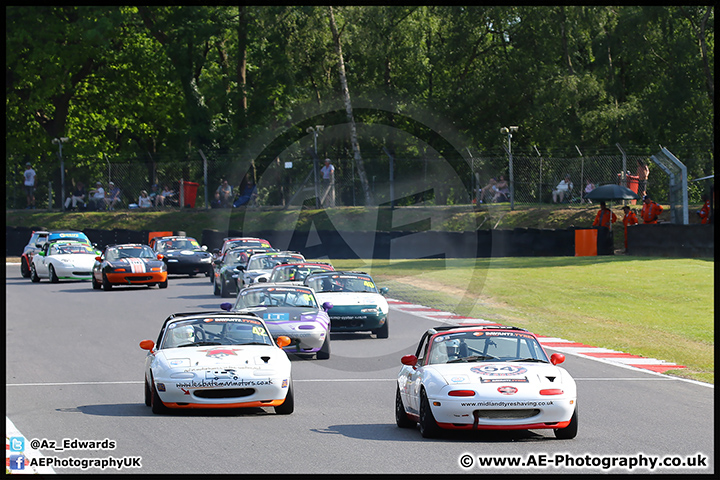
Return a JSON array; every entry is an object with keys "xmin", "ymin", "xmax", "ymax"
[
  {"xmin": 317, "ymin": 335, "xmax": 331, "ymax": 360},
  {"xmin": 395, "ymin": 386, "xmax": 416, "ymax": 429},
  {"xmin": 30, "ymin": 263, "xmax": 40, "ymax": 283},
  {"xmin": 49, "ymin": 264, "xmax": 59, "ymax": 283},
  {"xmin": 554, "ymin": 406, "xmax": 578, "ymax": 439},
  {"xmin": 419, "ymin": 389, "xmax": 442, "ymax": 438},
  {"xmin": 274, "ymin": 380, "xmax": 294, "ymax": 415},
  {"xmin": 102, "ymin": 273, "xmax": 113, "ymax": 291}
]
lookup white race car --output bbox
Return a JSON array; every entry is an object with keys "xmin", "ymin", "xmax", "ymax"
[
  {"xmin": 304, "ymin": 271, "xmax": 389, "ymax": 338},
  {"xmin": 139, "ymin": 311, "xmax": 294, "ymax": 414},
  {"xmin": 239, "ymin": 251, "xmax": 305, "ymax": 287},
  {"xmin": 30, "ymin": 240, "xmax": 98, "ymax": 283},
  {"xmin": 396, "ymin": 324, "xmax": 578, "ymax": 439}
]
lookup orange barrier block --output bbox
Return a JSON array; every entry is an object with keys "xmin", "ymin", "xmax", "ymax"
[{"xmin": 575, "ymin": 229, "xmax": 597, "ymax": 256}]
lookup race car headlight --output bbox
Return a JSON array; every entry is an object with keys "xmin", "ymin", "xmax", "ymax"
[{"xmin": 150, "ymin": 267, "xmax": 163, "ymax": 272}]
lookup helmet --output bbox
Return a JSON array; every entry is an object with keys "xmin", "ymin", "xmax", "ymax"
[{"xmin": 168, "ymin": 325, "xmax": 195, "ymax": 347}]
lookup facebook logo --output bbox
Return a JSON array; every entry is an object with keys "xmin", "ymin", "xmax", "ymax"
[
  {"xmin": 9, "ymin": 454, "xmax": 26, "ymax": 471},
  {"xmin": 9, "ymin": 436, "xmax": 24, "ymax": 452}
]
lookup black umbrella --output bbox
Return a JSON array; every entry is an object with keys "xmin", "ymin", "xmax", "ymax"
[
  {"xmin": 584, "ymin": 183, "xmax": 640, "ymax": 201},
  {"xmin": 584, "ymin": 184, "xmax": 639, "ymax": 236}
]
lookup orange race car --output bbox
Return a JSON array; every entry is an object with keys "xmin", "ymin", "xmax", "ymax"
[{"xmin": 92, "ymin": 244, "xmax": 168, "ymax": 290}]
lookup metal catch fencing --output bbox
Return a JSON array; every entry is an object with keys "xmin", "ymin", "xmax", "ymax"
[{"xmin": 8, "ymin": 147, "xmax": 707, "ymax": 217}]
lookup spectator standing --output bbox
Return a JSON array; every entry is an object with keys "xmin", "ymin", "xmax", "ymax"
[
  {"xmin": 320, "ymin": 158, "xmax": 335, "ymax": 207},
  {"xmin": 64, "ymin": 181, "xmax": 86, "ymax": 210},
  {"xmin": 552, "ymin": 175, "xmax": 573, "ymax": 203},
  {"xmin": 621, "ymin": 205, "xmax": 639, "ymax": 251},
  {"xmin": 215, "ymin": 179, "xmax": 233, "ymax": 208},
  {"xmin": 636, "ymin": 159, "xmax": 650, "ymax": 198},
  {"xmin": 697, "ymin": 194, "xmax": 711, "ymax": 224},
  {"xmin": 88, "ymin": 182, "xmax": 106, "ymax": 210},
  {"xmin": 104, "ymin": 181, "xmax": 122, "ymax": 210},
  {"xmin": 640, "ymin": 195, "xmax": 663, "ymax": 224},
  {"xmin": 138, "ymin": 190, "xmax": 153, "ymax": 209},
  {"xmin": 23, "ymin": 162, "xmax": 37, "ymax": 209},
  {"xmin": 592, "ymin": 201, "xmax": 618, "ymax": 228}
]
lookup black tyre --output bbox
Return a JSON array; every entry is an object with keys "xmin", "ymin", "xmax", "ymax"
[
  {"xmin": 395, "ymin": 386, "xmax": 416, "ymax": 428},
  {"xmin": 419, "ymin": 389, "xmax": 441, "ymax": 438},
  {"xmin": 30, "ymin": 263, "xmax": 40, "ymax": 283},
  {"xmin": 220, "ymin": 280, "xmax": 230, "ymax": 298},
  {"xmin": 374, "ymin": 320, "xmax": 389, "ymax": 339},
  {"xmin": 213, "ymin": 278, "xmax": 220, "ymax": 296},
  {"xmin": 92, "ymin": 273, "xmax": 101, "ymax": 290},
  {"xmin": 316, "ymin": 335, "xmax": 331, "ymax": 360},
  {"xmin": 554, "ymin": 407, "xmax": 578, "ymax": 439},
  {"xmin": 158, "ymin": 277, "xmax": 168, "ymax": 289},
  {"xmin": 102, "ymin": 273, "xmax": 112, "ymax": 291},
  {"xmin": 144, "ymin": 378, "xmax": 152, "ymax": 406},
  {"xmin": 49, "ymin": 264, "xmax": 59, "ymax": 283},
  {"xmin": 274, "ymin": 380, "xmax": 294, "ymax": 415},
  {"xmin": 20, "ymin": 258, "xmax": 30, "ymax": 278},
  {"xmin": 150, "ymin": 376, "xmax": 170, "ymax": 414}
]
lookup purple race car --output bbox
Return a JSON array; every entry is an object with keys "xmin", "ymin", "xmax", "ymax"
[{"xmin": 222, "ymin": 283, "xmax": 332, "ymax": 359}]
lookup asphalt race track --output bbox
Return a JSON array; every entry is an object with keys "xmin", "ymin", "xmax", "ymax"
[{"xmin": 5, "ymin": 265, "xmax": 714, "ymax": 474}]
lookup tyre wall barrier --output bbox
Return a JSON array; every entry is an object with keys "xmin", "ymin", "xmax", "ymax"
[{"xmin": 7, "ymin": 225, "xmax": 712, "ymax": 259}]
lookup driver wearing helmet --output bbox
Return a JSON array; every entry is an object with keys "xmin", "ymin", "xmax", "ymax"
[
  {"xmin": 225, "ymin": 323, "xmax": 253, "ymax": 344},
  {"xmin": 167, "ymin": 324, "xmax": 195, "ymax": 348}
]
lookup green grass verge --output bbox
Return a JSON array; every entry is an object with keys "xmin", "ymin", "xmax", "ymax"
[{"xmin": 329, "ymin": 257, "xmax": 714, "ymax": 385}]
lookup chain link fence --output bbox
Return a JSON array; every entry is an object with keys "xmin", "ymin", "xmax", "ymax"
[{"xmin": 6, "ymin": 146, "xmax": 711, "ymax": 217}]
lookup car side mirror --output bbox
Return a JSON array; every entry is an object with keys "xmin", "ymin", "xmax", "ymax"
[
  {"xmin": 139, "ymin": 340, "xmax": 155, "ymax": 351},
  {"xmin": 156, "ymin": 254, "xmax": 164, "ymax": 260},
  {"xmin": 95, "ymin": 256, "xmax": 102, "ymax": 261},
  {"xmin": 322, "ymin": 302, "xmax": 333, "ymax": 311},
  {"xmin": 379, "ymin": 287, "xmax": 389, "ymax": 295},
  {"xmin": 550, "ymin": 353, "xmax": 565, "ymax": 365},
  {"xmin": 276, "ymin": 336, "xmax": 291, "ymax": 348},
  {"xmin": 220, "ymin": 302, "xmax": 232, "ymax": 311},
  {"xmin": 401, "ymin": 354, "xmax": 418, "ymax": 367}
]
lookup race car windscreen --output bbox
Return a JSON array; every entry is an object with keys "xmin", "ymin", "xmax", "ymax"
[
  {"xmin": 427, "ymin": 331, "xmax": 549, "ymax": 365},
  {"xmin": 106, "ymin": 245, "xmax": 157, "ymax": 261},
  {"xmin": 161, "ymin": 317, "xmax": 273, "ymax": 349},
  {"xmin": 156, "ymin": 239, "xmax": 199, "ymax": 252},
  {"xmin": 224, "ymin": 250, "xmax": 249, "ymax": 265},
  {"xmin": 234, "ymin": 287, "xmax": 318, "ymax": 310},
  {"xmin": 305, "ymin": 274, "xmax": 378, "ymax": 293},
  {"xmin": 51, "ymin": 244, "xmax": 96, "ymax": 255}
]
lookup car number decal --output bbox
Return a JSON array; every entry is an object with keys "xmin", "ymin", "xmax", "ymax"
[{"xmin": 470, "ymin": 365, "xmax": 528, "ymax": 376}]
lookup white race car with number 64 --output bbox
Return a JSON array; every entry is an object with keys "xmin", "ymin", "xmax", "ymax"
[{"xmin": 396, "ymin": 324, "xmax": 577, "ymax": 439}]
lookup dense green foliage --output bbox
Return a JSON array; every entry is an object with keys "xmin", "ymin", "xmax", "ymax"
[{"xmin": 6, "ymin": 6, "xmax": 714, "ymax": 200}]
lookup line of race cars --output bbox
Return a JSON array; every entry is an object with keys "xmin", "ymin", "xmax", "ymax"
[{"xmin": 18, "ymin": 230, "xmax": 578, "ymax": 438}]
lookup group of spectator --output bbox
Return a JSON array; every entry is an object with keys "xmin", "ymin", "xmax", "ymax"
[
  {"xmin": 476, "ymin": 175, "xmax": 510, "ymax": 204},
  {"xmin": 62, "ymin": 181, "xmax": 176, "ymax": 211},
  {"xmin": 211, "ymin": 174, "xmax": 257, "ymax": 208}
]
